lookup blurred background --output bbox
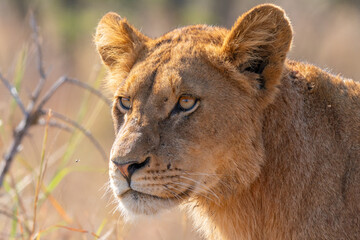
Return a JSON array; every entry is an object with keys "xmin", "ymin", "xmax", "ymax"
[{"xmin": 0, "ymin": 0, "xmax": 359, "ymax": 239}]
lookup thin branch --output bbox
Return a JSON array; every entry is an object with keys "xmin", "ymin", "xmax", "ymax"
[
  {"xmin": 30, "ymin": 12, "xmax": 46, "ymax": 103},
  {"xmin": 66, "ymin": 78, "xmax": 111, "ymax": 106},
  {"xmin": 0, "ymin": 109, "xmax": 40, "ymax": 187},
  {"xmin": 0, "ymin": 74, "xmax": 110, "ymax": 186},
  {"xmin": 0, "ymin": 117, "xmax": 33, "ymax": 187},
  {"xmin": 37, "ymin": 76, "xmax": 111, "ymax": 110},
  {"xmin": 37, "ymin": 118, "xmax": 74, "ymax": 133},
  {"xmin": 36, "ymin": 76, "xmax": 66, "ymax": 109},
  {"xmin": 40, "ymin": 109, "xmax": 108, "ymax": 161},
  {"xmin": 0, "ymin": 72, "xmax": 28, "ymax": 116}
]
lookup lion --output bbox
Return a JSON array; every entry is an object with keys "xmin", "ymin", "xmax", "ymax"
[{"xmin": 94, "ymin": 4, "xmax": 360, "ymax": 240}]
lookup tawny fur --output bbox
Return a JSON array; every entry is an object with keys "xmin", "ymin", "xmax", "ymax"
[{"xmin": 95, "ymin": 4, "xmax": 360, "ymax": 240}]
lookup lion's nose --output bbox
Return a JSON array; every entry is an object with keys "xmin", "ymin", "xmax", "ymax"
[{"xmin": 112, "ymin": 157, "xmax": 150, "ymax": 183}]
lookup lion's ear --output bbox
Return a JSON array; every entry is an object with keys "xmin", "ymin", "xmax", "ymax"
[
  {"xmin": 222, "ymin": 4, "xmax": 292, "ymax": 91},
  {"xmin": 94, "ymin": 12, "xmax": 149, "ymax": 71}
]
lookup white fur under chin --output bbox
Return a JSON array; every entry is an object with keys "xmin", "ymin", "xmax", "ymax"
[
  {"xmin": 114, "ymin": 189, "xmax": 179, "ymax": 221},
  {"xmin": 117, "ymin": 199, "xmax": 177, "ymax": 223}
]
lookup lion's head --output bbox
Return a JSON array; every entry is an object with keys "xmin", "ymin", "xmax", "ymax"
[{"xmin": 95, "ymin": 4, "xmax": 292, "ymax": 217}]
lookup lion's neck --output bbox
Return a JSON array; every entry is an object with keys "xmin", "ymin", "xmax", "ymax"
[
  {"xmin": 185, "ymin": 62, "xmax": 360, "ymax": 240},
  {"xmin": 185, "ymin": 69, "xmax": 307, "ymax": 240},
  {"xmin": 185, "ymin": 180, "xmax": 289, "ymax": 240}
]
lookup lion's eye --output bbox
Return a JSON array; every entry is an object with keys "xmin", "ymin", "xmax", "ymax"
[
  {"xmin": 117, "ymin": 97, "xmax": 131, "ymax": 112},
  {"xmin": 178, "ymin": 95, "xmax": 197, "ymax": 111}
]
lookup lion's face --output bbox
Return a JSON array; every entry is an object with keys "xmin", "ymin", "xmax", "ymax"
[
  {"xmin": 109, "ymin": 44, "xmax": 258, "ymax": 215},
  {"xmin": 95, "ymin": 6, "xmax": 292, "ymax": 216}
]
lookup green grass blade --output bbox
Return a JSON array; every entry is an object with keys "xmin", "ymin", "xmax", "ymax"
[
  {"xmin": 10, "ymin": 206, "xmax": 18, "ymax": 240},
  {"xmin": 95, "ymin": 218, "xmax": 107, "ymax": 238},
  {"xmin": 13, "ymin": 45, "xmax": 28, "ymax": 90},
  {"xmin": 45, "ymin": 167, "xmax": 71, "ymax": 194},
  {"xmin": 10, "ymin": 44, "xmax": 28, "ymax": 119},
  {"xmin": 3, "ymin": 176, "xmax": 11, "ymax": 193}
]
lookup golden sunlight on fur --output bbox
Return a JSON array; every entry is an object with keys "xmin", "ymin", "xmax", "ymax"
[{"xmin": 95, "ymin": 4, "xmax": 360, "ymax": 240}]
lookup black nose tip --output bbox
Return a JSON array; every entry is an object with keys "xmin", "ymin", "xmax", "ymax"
[
  {"xmin": 127, "ymin": 157, "xmax": 150, "ymax": 177},
  {"xmin": 113, "ymin": 157, "xmax": 150, "ymax": 183}
]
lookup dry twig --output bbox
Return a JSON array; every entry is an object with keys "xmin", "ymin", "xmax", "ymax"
[
  {"xmin": 0, "ymin": 14, "xmax": 110, "ymax": 187},
  {"xmin": 0, "ymin": 72, "xmax": 27, "ymax": 115},
  {"xmin": 37, "ymin": 119, "xmax": 73, "ymax": 133},
  {"xmin": 29, "ymin": 11, "xmax": 46, "ymax": 104},
  {"xmin": 40, "ymin": 109, "xmax": 108, "ymax": 161}
]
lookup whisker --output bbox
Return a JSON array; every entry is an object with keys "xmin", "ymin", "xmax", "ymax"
[
  {"xmin": 165, "ymin": 183, "xmax": 206, "ymax": 204},
  {"xmin": 106, "ymin": 194, "xmax": 119, "ymax": 210},
  {"xmin": 162, "ymin": 185, "xmax": 184, "ymax": 201},
  {"xmin": 101, "ymin": 181, "xmax": 112, "ymax": 199},
  {"xmin": 179, "ymin": 175, "xmax": 220, "ymax": 201},
  {"xmin": 100, "ymin": 180, "xmax": 111, "ymax": 191},
  {"xmin": 173, "ymin": 181, "xmax": 215, "ymax": 203},
  {"xmin": 182, "ymin": 171, "xmax": 233, "ymax": 191},
  {"xmin": 183, "ymin": 171, "xmax": 233, "ymax": 192},
  {"xmin": 173, "ymin": 180, "xmax": 219, "ymax": 204},
  {"xmin": 111, "ymin": 203, "xmax": 120, "ymax": 215},
  {"xmin": 183, "ymin": 172, "xmax": 222, "ymax": 176},
  {"xmin": 183, "ymin": 170, "xmax": 235, "ymax": 177}
]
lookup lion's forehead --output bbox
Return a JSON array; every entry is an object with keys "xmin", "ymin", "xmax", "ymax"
[
  {"xmin": 122, "ymin": 51, "xmax": 209, "ymax": 98},
  {"xmin": 151, "ymin": 25, "xmax": 227, "ymax": 49}
]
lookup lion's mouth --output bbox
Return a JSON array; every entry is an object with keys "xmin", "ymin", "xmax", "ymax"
[
  {"xmin": 120, "ymin": 189, "xmax": 163, "ymax": 200},
  {"xmin": 120, "ymin": 186, "xmax": 193, "ymax": 202},
  {"xmin": 115, "ymin": 186, "xmax": 193, "ymax": 215}
]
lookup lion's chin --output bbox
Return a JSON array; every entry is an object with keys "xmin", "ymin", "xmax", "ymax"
[{"xmin": 116, "ymin": 190, "xmax": 179, "ymax": 218}]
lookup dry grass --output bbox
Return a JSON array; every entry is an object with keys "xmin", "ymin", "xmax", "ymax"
[{"xmin": 0, "ymin": 0, "xmax": 359, "ymax": 239}]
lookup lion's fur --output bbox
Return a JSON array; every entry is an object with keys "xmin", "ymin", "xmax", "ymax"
[{"xmin": 95, "ymin": 4, "xmax": 360, "ymax": 240}]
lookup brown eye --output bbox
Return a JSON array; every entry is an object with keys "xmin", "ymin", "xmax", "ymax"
[
  {"xmin": 118, "ymin": 97, "xmax": 131, "ymax": 112},
  {"xmin": 178, "ymin": 95, "xmax": 197, "ymax": 111}
]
